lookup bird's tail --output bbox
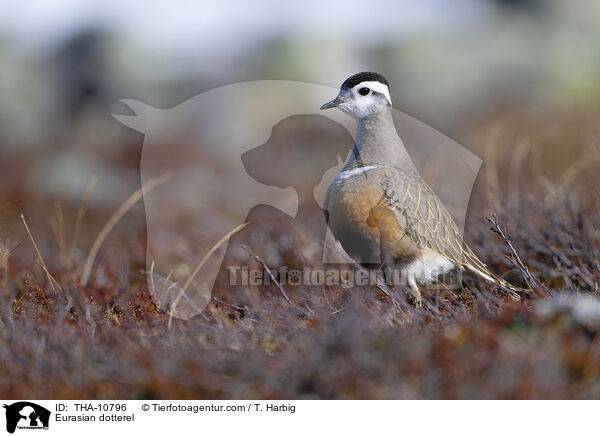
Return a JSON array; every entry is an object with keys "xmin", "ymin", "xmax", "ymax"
[{"xmin": 463, "ymin": 263, "xmax": 524, "ymax": 301}]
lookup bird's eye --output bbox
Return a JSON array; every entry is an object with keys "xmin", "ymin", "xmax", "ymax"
[{"xmin": 358, "ymin": 87, "xmax": 370, "ymax": 96}]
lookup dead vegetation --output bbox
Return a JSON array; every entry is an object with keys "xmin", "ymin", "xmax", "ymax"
[{"xmin": 0, "ymin": 114, "xmax": 599, "ymax": 399}]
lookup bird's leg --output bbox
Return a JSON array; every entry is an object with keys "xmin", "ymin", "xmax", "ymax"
[{"xmin": 407, "ymin": 276, "xmax": 423, "ymax": 307}]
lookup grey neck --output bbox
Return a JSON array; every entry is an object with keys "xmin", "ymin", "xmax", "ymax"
[{"xmin": 344, "ymin": 106, "xmax": 417, "ymax": 173}]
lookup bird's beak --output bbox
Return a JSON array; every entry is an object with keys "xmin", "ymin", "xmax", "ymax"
[{"xmin": 320, "ymin": 96, "xmax": 343, "ymax": 110}]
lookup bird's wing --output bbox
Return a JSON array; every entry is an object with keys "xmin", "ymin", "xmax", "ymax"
[{"xmin": 372, "ymin": 167, "xmax": 490, "ymax": 275}]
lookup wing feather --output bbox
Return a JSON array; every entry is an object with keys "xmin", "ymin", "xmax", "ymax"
[{"xmin": 374, "ymin": 167, "xmax": 490, "ymax": 275}]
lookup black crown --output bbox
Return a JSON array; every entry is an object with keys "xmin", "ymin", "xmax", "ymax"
[{"xmin": 341, "ymin": 72, "xmax": 389, "ymax": 91}]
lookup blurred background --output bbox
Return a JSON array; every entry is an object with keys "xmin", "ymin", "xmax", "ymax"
[
  {"xmin": 2, "ymin": 0, "xmax": 600, "ymax": 400},
  {"xmin": 1, "ymin": 0, "xmax": 599, "ymax": 275}
]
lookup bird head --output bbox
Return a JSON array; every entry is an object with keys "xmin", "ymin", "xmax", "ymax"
[{"xmin": 320, "ymin": 72, "xmax": 391, "ymax": 120}]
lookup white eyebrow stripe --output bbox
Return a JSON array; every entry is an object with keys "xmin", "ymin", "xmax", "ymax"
[{"xmin": 353, "ymin": 81, "xmax": 392, "ymax": 105}]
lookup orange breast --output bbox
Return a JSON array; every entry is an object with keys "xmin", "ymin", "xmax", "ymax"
[{"xmin": 325, "ymin": 177, "xmax": 383, "ymax": 264}]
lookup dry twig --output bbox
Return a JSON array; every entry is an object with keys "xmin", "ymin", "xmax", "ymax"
[
  {"xmin": 80, "ymin": 172, "xmax": 172, "ymax": 287},
  {"xmin": 20, "ymin": 214, "xmax": 59, "ymax": 292},
  {"xmin": 241, "ymin": 244, "xmax": 307, "ymax": 314},
  {"xmin": 488, "ymin": 214, "xmax": 550, "ymax": 295}
]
